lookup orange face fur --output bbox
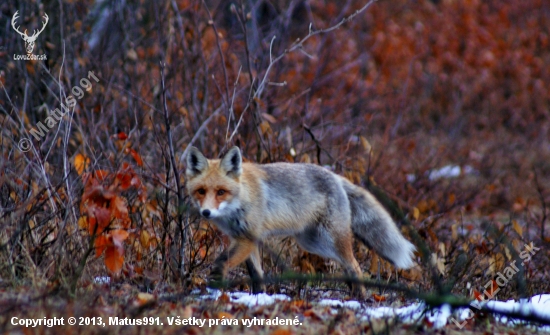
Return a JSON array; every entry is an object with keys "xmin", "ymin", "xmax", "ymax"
[
  {"xmin": 186, "ymin": 151, "xmax": 242, "ymax": 219},
  {"xmin": 191, "ymin": 184, "xmax": 231, "ymax": 211}
]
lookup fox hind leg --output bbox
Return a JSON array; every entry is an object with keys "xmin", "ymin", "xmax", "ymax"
[
  {"xmin": 295, "ymin": 226, "xmax": 366, "ymax": 299},
  {"xmin": 333, "ymin": 232, "xmax": 367, "ymax": 299}
]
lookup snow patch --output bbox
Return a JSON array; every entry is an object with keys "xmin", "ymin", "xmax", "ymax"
[
  {"xmin": 198, "ymin": 290, "xmax": 550, "ymax": 329},
  {"xmin": 193, "ymin": 288, "xmax": 222, "ymax": 300},
  {"xmin": 430, "ymin": 303, "xmax": 451, "ymax": 329},
  {"xmin": 318, "ymin": 299, "xmax": 362, "ymax": 310},
  {"xmin": 360, "ymin": 302, "xmax": 424, "ymax": 322},
  {"xmin": 228, "ymin": 292, "xmax": 290, "ymax": 307},
  {"xmin": 93, "ymin": 276, "xmax": 110, "ymax": 284},
  {"xmin": 407, "ymin": 165, "xmax": 476, "ymax": 182},
  {"xmin": 428, "ymin": 165, "xmax": 461, "ymax": 180}
]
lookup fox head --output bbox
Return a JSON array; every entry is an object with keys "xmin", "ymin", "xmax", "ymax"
[{"xmin": 185, "ymin": 146, "xmax": 242, "ymax": 219}]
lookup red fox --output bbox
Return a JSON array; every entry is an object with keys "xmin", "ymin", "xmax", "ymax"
[{"xmin": 185, "ymin": 146, "xmax": 416, "ymax": 297}]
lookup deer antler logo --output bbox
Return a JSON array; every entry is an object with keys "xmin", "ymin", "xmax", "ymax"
[{"xmin": 11, "ymin": 11, "xmax": 49, "ymax": 54}]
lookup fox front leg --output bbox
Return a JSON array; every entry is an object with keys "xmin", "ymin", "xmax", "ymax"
[
  {"xmin": 209, "ymin": 238, "xmax": 257, "ymax": 289},
  {"xmin": 245, "ymin": 246, "xmax": 265, "ymax": 294}
]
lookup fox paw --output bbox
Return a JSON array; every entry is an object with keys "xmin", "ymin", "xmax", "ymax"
[
  {"xmin": 350, "ymin": 284, "xmax": 367, "ymax": 301},
  {"xmin": 251, "ymin": 281, "xmax": 266, "ymax": 294},
  {"xmin": 208, "ymin": 269, "xmax": 225, "ymax": 289}
]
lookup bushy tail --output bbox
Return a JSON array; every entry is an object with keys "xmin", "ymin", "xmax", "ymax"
[{"xmin": 342, "ymin": 180, "xmax": 416, "ymax": 268}]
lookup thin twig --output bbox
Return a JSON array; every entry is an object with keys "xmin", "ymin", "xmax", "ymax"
[
  {"xmin": 180, "ymin": 106, "xmax": 222, "ymax": 164},
  {"xmin": 533, "ymin": 167, "xmax": 547, "ymax": 241},
  {"xmin": 227, "ymin": 0, "xmax": 378, "ymax": 144},
  {"xmin": 255, "ymin": 0, "xmax": 377, "ymax": 100},
  {"xmin": 201, "ymin": 0, "xmax": 230, "ymax": 111},
  {"xmin": 160, "ymin": 64, "xmax": 183, "ymax": 195},
  {"xmin": 225, "ymin": 66, "xmax": 243, "ymax": 142}
]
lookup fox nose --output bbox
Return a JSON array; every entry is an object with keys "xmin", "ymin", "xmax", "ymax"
[{"xmin": 202, "ymin": 209, "xmax": 211, "ymax": 218}]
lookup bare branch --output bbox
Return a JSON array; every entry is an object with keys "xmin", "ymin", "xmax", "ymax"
[{"xmin": 228, "ymin": 0, "xmax": 378, "ymax": 142}]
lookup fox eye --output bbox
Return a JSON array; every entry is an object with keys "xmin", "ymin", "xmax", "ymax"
[
  {"xmin": 217, "ymin": 189, "xmax": 226, "ymax": 196},
  {"xmin": 197, "ymin": 188, "xmax": 206, "ymax": 195}
]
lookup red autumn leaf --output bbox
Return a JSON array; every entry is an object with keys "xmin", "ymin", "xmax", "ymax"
[
  {"xmin": 111, "ymin": 196, "xmax": 129, "ymax": 225},
  {"xmin": 115, "ymin": 132, "xmax": 128, "ymax": 140},
  {"xmin": 82, "ymin": 185, "xmax": 115, "ymax": 207},
  {"xmin": 303, "ymin": 309, "xmax": 323, "ymax": 320},
  {"xmin": 131, "ymin": 150, "xmax": 143, "ymax": 167},
  {"xmin": 105, "ymin": 244, "xmax": 124, "ymax": 274},
  {"xmin": 81, "ymin": 172, "xmax": 92, "ymax": 187},
  {"xmin": 198, "ymin": 246, "xmax": 207, "ymax": 258},
  {"xmin": 290, "ymin": 300, "xmax": 307, "ymax": 308},
  {"xmin": 119, "ymin": 174, "xmax": 133, "ymax": 190},
  {"xmin": 116, "ymin": 164, "xmax": 135, "ymax": 190},
  {"xmin": 135, "ymin": 292, "xmax": 155, "ymax": 306},
  {"xmin": 218, "ymin": 293, "xmax": 230, "ymax": 304},
  {"xmin": 88, "ymin": 205, "xmax": 111, "ymax": 235},
  {"xmin": 473, "ymin": 290, "xmax": 484, "ymax": 301},
  {"xmin": 95, "ymin": 235, "xmax": 109, "ymax": 258},
  {"xmin": 125, "ymin": 148, "xmax": 143, "ymax": 167},
  {"xmin": 94, "ymin": 170, "xmax": 111, "ymax": 181},
  {"xmin": 475, "ymin": 241, "xmax": 489, "ymax": 254},
  {"xmin": 372, "ymin": 293, "xmax": 387, "ymax": 302}
]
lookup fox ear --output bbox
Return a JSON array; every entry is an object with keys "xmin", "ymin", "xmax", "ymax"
[
  {"xmin": 221, "ymin": 146, "xmax": 242, "ymax": 177},
  {"xmin": 186, "ymin": 147, "xmax": 208, "ymax": 178}
]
